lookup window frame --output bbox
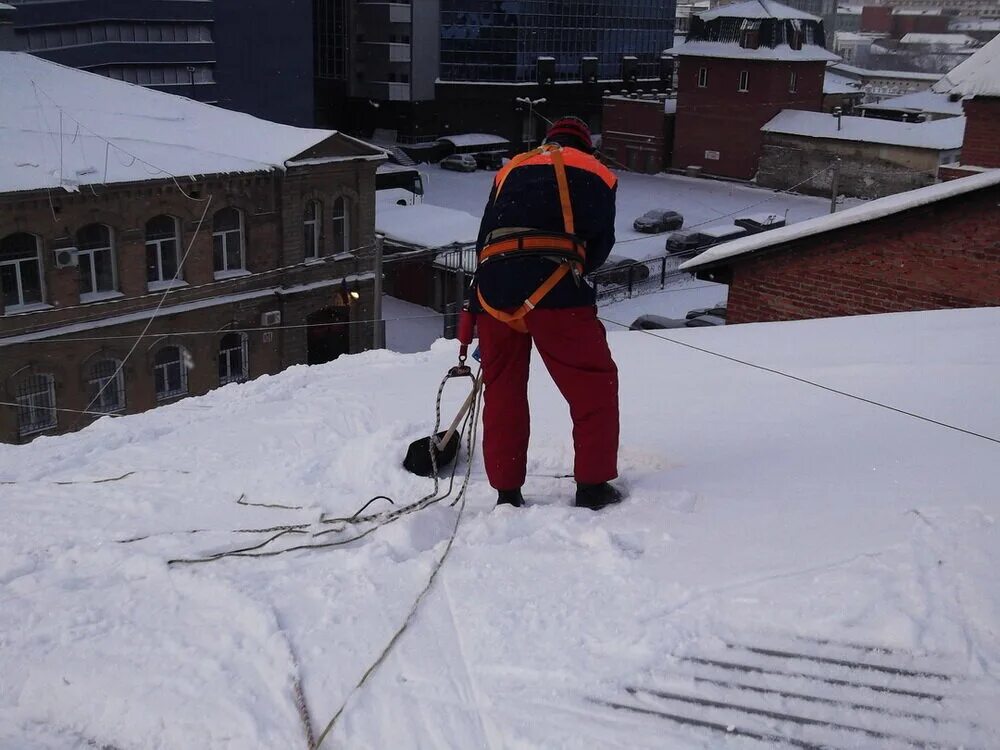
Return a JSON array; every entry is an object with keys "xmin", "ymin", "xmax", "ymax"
[
  {"xmin": 88, "ymin": 358, "xmax": 126, "ymax": 414},
  {"xmin": 16, "ymin": 373, "xmax": 57, "ymax": 437},
  {"xmin": 697, "ymin": 66, "xmax": 708, "ymax": 88},
  {"xmin": 304, "ymin": 200, "xmax": 322, "ymax": 260},
  {"xmin": 76, "ymin": 224, "xmax": 118, "ymax": 298},
  {"xmin": 1, "ymin": 233, "xmax": 45, "ymax": 310},
  {"xmin": 331, "ymin": 197, "xmax": 351, "ymax": 255},
  {"xmin": 738, "ymin": 70, "xmax": 750, "ymax": 93},
  {"xmin": 789, "ymin": 70, "xmax": 798, "ymax": 93},
  {"xmin": 153, "ymin": 346, "xmax": 189, "ymax": 401},
  {"xmin": 145, "ymin": 215, "xmax": 182, "ymax": 286},
  {"xmin": 212, "ymin": 208, "xmax": 246, "ymax": 276},
  {"xmin": 218, "ymin": 332, "xmax": 249, "ymax": 386}
]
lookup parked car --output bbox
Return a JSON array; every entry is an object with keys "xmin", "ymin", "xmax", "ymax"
[
  {"xmin": 439, "ymin": 154, "xmax": 477, "ymax": 172},
  {"xmin": 633, "ymin": 209, "xmax": 684, "ymax": 233},
  {"xmin": 472, "ymin": 151, "xmax": 505, "ymax": 170},
  {"xmin": 595, "ymin": 255, "xmax": 651, "ymax": 285},
  {"xmin": 629, "ymin": 313, "xmax": 725, "ymax": 331},
  {"xmin": 734, "ymin": 212, "xmax": 786, "ymax": 233},
  {"xmin": 665, "ymin": 224, "xmax": 749, "ymax": 256},
  {"xmin": 685, "ymin": 305, "xmax": 727, "ymax": 320}
]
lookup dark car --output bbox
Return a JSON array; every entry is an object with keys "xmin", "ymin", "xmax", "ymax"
[
  {"xmin": 595, "ymin": 256, "xmax": 651, "ymax": 285},
  {"xmin": 734, "ymin": 212, "xmax": 786, "ymax": 233},
  {"xmin": 472, "ymin": 151, "xmax": 505, "ymax": 170},
  {"xmin": 439, "ymin": 154, "xmax": 477, "ymax": 172},
  {"xmin": 685, "ymin": 305, "xmax": 727, "ymax": 320},
  {"xmin": 633, "ymin": 209, "xmax": 684, "ymax": 233},
  {"xmin": 665, "ymin": 224, "xmax": 749, "ymax": 256},
  {"xmin": 629, "ymin": 313, "xmax": 725, "ymax": 331}
]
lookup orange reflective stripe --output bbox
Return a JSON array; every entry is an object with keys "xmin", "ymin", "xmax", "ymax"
[
  {"xmin": 494, "ymin": 146, "xmax": 544, "ymax": 197},
  {"xmin": 549, "ymin": 147, "xmax": 575, "ymax": 236},
  {"xmin": 479, "ymin": 235, "xmax": 583, "ymax": 261},
  {"xmin": 493, "ymin": 144, "xmax": 617, "ymax": 192},
  {"xmin": 476, "ymin": 264, "xmax": 570, "ymax": 334}
]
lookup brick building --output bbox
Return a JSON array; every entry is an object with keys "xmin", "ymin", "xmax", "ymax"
[
  {"xmin": 0, "ymin": 52, "xmax": 385, "ymax": 443},
  {"xmin": 666, "ymin": 0, "xmax": 839, "ymax": 180},
  {"xmin": 601, "ymin": 94, "xmax": 676, "ymax": 174},
  {"xmin": 679, "ymin": 169, "xmax": 1000, "ymax": 322}
]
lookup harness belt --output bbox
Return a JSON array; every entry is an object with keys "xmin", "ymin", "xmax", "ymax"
[{"xmin": 476, "ymin": 144, "xmax": 585, "ymax": 333}]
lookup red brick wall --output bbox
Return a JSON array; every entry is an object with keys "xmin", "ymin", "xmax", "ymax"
[
  {"xmin": 719, "ymin": 185, "xmax": 1000, "ymax": 323},
  {"xmin": 960, "ymin": 98, "xmax": 1000, "ymax": 169},
  {"xmin": 602, "ymin": 96, "xmax": 668, "ymax": 173},
  {"xmin": 673, "ymin": 57, "xmax": 825, "ymax": 180},
  {"xmin": 892, "ymin": 14, "xmax": 949, "ymax": 37},
  {"xmin": 861, "ymin": 7, "xmax": 892, "ymax": 34}
]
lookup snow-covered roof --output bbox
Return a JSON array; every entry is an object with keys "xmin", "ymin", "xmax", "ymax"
[
  {"xmin": 375, "ymin": 203, "xmax": 480, "ymax": 249},
  {"xmin": 682, "ymin": 168, "xmax": 1000, "ymax": 270},
  {"xmin": 699, "ymin": 0, "xmax": 819, "ymax": 21},
  {"xmin": 824, "ymin": 71, "xmax": 862, "ymax": 95},
  {"xmin": 837, "ymin": 5, "xmax": 863, "ymax": 14},
  {"xmin": 0, "ymin": 2, "xmax": 15, "ymax": 10},
  {"xmin": 0, "ymin": 52, "xmax": 385, "ymax": 195},
  {"xmin": 762, "ymin": 109, "xmax": 964, "ymax": 149},
  {"xmin": 437, "ymin": 133, "xmax": 510, "ymax": 149},
  {"xmin": 832, "ymin": 62, "xmax": 943, "ymax": 81},
  {"xmin": 900, "ymin": 32, "xmax": 979, "ymax": 46},
  {"xmin": 950, "ymin": 20, "xmax": 1000, "ymax": 31},
  {"xmin": 666, "ymin": 40, "xmax": 840, "ymax": 62},
  {"xmin": 931, "ymin": 33, "xmax": 1000, "ymax": 98},
  {"xmin": 859, "ymin": 89, "xmax": 965, "ymax": 116}
]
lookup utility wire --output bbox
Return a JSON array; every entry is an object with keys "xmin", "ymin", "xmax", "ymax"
[{"xmin": 599, "ymin": 315, "xmax": 1000, "ymax": 447}]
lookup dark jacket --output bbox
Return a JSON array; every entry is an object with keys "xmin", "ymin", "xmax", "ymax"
[{"xmin": 473, "ymin": 146, "xmax": 617, "ymax": 311}]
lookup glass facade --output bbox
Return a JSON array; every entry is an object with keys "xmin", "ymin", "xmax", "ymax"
[{"xmin": 440, "ymin": 0, "xmax": 675, "ymax": 83}]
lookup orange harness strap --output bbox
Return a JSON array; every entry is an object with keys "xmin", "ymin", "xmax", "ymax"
[{"xmin": 478, "ymin": 144, "xmax": 582, "ymax": 333}]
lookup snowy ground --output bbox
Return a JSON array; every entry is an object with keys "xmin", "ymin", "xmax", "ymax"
[{"xmin": 2, "ymin": 307, "xmax": 999, "ymax": 749}]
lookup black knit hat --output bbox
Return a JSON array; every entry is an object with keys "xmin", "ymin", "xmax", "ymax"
[{"xmin": 545, "ymin": 116, "xmax": 594, "ymax": 153}]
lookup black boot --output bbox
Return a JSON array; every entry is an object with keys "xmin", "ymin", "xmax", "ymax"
[
  {"xmin": 496, "ymin": 488, "xmax": 525, "ymax": 508},
  {"xmin": 575, "ymin": 482, "xmax": 623, "ymax": 511}
]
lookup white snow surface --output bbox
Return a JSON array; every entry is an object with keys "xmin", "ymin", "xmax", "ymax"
[
  {"xmin": 900, "ymin": 32, "xmax": 979, "ymax": 46},
  {"xmin": 375, "ymin": 202, "xmax": 481, "ymax": 248},
  {"xmin": 0, "ymin": 52, "xmax": 381, "ymax": 195},
  {"xmin": 860, "ymin": 88, "xmax": 966, "ymax": 116},
  {"xmin": 698, "ymin": 0, "xmax": 820, "ymax": 21},
  {"xmin": 683, "ymin": 167, "xmax": 1000, "ymax": 269},
  {"xmin": 438, "ymin": 134, "xmax": 510, "ymax": 148},
  {"xmin": 762, "ymin": 109, "xmax": 965, "ymax": 149},
  {"xmin": 823, "ymin": 70, "xmax": 862, "ymax": 94},
  {"xmin": 1, "ymin": 307, "xmax": 999, "ymax": 749},
  {"xmin": 665, "ymin": 40, "xmax": 840, "ymax": 62},
  {"xmin": 932, "ymin": 32, "xmax": 1000, "ymax": 97}
]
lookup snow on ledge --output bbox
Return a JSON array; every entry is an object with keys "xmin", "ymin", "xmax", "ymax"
[
  {"xmin": 681, "ymin": 169, "xmax": 1000, "ymax": 271},
  {"xmin": 763, "ymin": 109, "xmax": 965, "ymax": 150},
  {"xmin": 665, "ymin": 41, "xmax": 840, "ymax": 62}
]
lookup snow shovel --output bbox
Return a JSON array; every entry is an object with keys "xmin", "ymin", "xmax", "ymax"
[{"xmin": 403, "ymin": 372, "xmax": 482, "ymax": 477}]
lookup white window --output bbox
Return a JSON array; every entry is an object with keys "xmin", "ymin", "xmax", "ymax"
[
  {"xmin": 789, "ymin": 71, "xmax": 798, "ymax": 93},
  {"xmin": 16, "ymin": 373, "xmax": 56, "ymax": 437},
  {"xmin": 213, "ymin": 208, "xmax": 245, "ymax": 274},
  {"xmin": 698, "ymin": 67, "xmax": 708, "ymax": 88},
  {"xmin": 332, "ymin": 197, "xmax": 350, "ymax": 255},
  {"xmin": 304, "ymin": 200, "xmax": 322, "ymax": 259},
  {"xmin": 738, "ymin": 70, "xmax": 749, "ymax": 92},
  {"xmin": 145, "ymin": 215, "xmax": 181, "ymax": 285},
  {"xmin": 76, "ymin": 224, "xmax": 117, "ymax": 297},
  {"xmin": 88, "ymin": 359, "xmax": 125, "ymax": 414},
  {"xmin": 1, "ymin": 233, "xmax": 44, "ymax": 310},
  {"xmin": 154, "ymin": 346, "xmax": 189, "ymax": 400},
  {"xmin": 218, "ymin": 333, "xmax": 249, "ymax": 385}
]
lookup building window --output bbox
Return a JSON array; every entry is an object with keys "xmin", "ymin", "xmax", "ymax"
[
  {"xmin": 212, "ymin": 208, "xmax": 245, "ymax": 274},
  {"xmin": 154, "ymin": 346, "xmax": 189, "ymax": 400},
  {"xmin": 698, "ymin": 67, "xmax": 708, "ymax": 88},
  {"xmin": 332, "ymin": 197, "xmax": 351, "ymax": 255},
  {"xmin": 789, "ymin": 71, "xmax": 798, "ymax": 93},
  {"xmin": 1, "ymin": 233, "xmax": 44, "ymax": 310},
  {"xmin": 304, "ymin": 200, "xmax": 322, "ymax": 260},
  {"xmin": 738, "ymin": 70, "xmax": 750, "ymax": 92},
  {"xmin": 218, "ymin": 333, "xmax": 248, "ymax": 385},
  {"xmin": 76, "ymin": 224, "xmax": 117, "ymax": 297},
  {"xmin": 145, "ymin": 215, "xmax": 181, "ymax": 285},
  {"xmin": 88, "ymin": 359, "xmax": 125, "ymax": 414},
  {"xmin": 16, "ymin": 373, "xmax": 56, "ymax": 437}
]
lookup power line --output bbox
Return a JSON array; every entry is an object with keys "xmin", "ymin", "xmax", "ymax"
[{"xmin": 599, "ymin": 314, "xmax": 1000, "ymax": 447}]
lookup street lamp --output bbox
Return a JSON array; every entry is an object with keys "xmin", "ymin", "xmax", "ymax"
[{"xmin": 515, "ymin": 97, "xmax": 547, "ymax": 147}]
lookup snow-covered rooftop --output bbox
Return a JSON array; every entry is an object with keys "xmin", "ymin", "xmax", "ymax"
[
  {"xmin": 682, "ymin": 168, "xmax": 1000, "ymax": 270},
  {"xmin": 931, "ymin": 32, "xmax": 1000, "ymax": 98},
  {"xmin": 762, "ymin": 109, "xmax": 965, "ymax": 149},
  {"xmin": 437, "ymin": 134, "xmax": 510, "ymax": 149},
  {"xmin": 823, "ymin": 70, "xmax": 862, "ymax": 95},
  {"xmin": 698, "ymin": 0, "xmax": 820, "ymax": 21},
  {"xmin": 375, "ymin": 203, "xmax": 480, "ymax": 249},
  {"xmin": 832, "ymin": 62, "xmax": 943, "ymax": 81},
  {"xmin": 665, "ymin": 40, "xmax": 840, "ymax": 62},
  {"xmin": 0, "ymin": 52, "xmax": 385, "ymax": 195},
  {"xmin": 900, "ymin": 32, "xmax": 979, "ymax": 46},
  {"xmin": 860, "ymin": 88, "xmax": 965, "ymax": 116}
]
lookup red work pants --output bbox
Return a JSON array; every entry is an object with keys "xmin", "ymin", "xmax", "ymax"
[{"xmin": 477, "ymin": 306, "xmax": 619, "ymax": 491}]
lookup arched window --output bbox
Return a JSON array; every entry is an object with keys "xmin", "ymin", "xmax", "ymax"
[
  {"xmin": 304, "ymin": 200, "xmax": 322, "ymax": 260},
  {"xmin": 153, "ymin": 346, "xmax": 189, "ymax": 400},
  {"xmin": 218, "ymin": 332, "xmax": 248, "ymax": 385},
  {"xmin": 16, "ymin": 373, "xmax": 56, "ymax": 436},
  {"xmin": 332, "ymin": 197, "xmax": 351, "ymax": 255},
  {"xmin": 212, "ymin": 208, "xmax": 244, "ymax": 274},
  {"xmin": 145, "ymin": 215, "xmax": 181, "ymax": 285},
  {"xmin": 88, "ymin": 358, "xmax": 125, "ymax": 414},
  {"xmin": 1, "ymin": 233, "xmax": 44, "ymax": 310},
  {"xmin": 76, "ymin": 224, "xmax": 117, "ymax": 297}
]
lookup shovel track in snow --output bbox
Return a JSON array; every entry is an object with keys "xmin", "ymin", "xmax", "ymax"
[{"xmin": 593, "ymin": 636, "xmax": 996, "ymax": 749}]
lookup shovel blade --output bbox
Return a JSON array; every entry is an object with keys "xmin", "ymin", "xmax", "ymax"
[{"xmin": 403, "ymin": 430, "xmax": 461, "ymax": 477}]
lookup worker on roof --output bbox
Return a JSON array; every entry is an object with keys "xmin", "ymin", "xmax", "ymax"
[{"xmin": 472, "ymin": 116, "xmax": 622, "ymax": 511}]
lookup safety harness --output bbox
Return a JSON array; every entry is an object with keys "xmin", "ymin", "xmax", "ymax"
[{"xmin": 476, "ymin": 144, "xmax": 586, "ymax": 333}]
